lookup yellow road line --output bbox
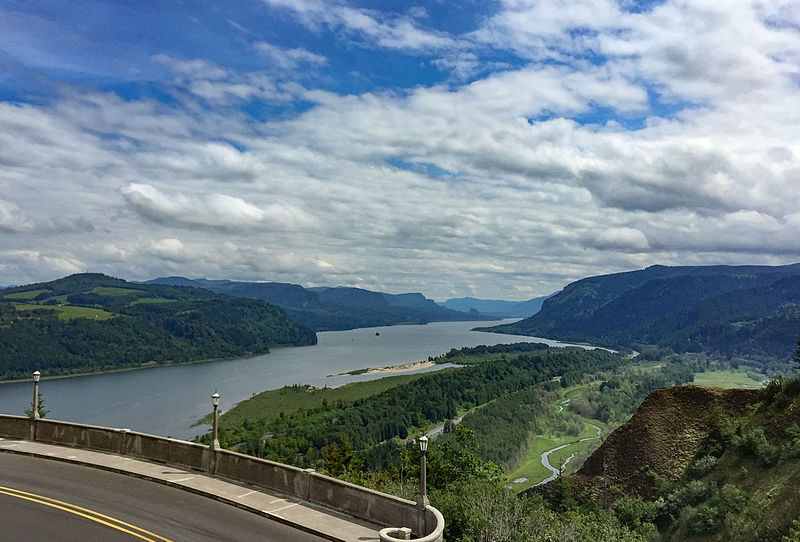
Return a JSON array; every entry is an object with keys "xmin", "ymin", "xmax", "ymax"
[{"xmin": 0, "ymin": 485, "xmax": 174, "ymax": 542}]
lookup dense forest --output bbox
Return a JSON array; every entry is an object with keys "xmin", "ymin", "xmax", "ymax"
[
  {"xmin": 205, "ymin": 347, "xmax": 623, "ymax": 468},
  {"xmin": 0, "ymin": 273, "xmax": 316, "ymax": 380},
  {"xmin": 206, "ymin": 342, "xmax": 709, "ymax": 540},
  {"xmin": 483, "ymin": 263, "xmax": 800, "ymax": 366}
]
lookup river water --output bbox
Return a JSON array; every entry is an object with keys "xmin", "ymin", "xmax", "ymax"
[{"xmin": 0, "ymin": 320, "xmax": 585, "ymax": 440}]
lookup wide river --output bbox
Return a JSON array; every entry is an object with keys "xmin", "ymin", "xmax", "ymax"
[{"xmin": 0, "ymin": 320, "xmax": 586, "ymax": 440}]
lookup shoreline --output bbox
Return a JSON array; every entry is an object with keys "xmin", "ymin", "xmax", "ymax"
[
  {"xmin": 328, "ymin": 360, "xmax": 436, "ymax": 377},
  {"xmin": 0, "ymin": 344, "xmax": 312, "ymax": 385}
]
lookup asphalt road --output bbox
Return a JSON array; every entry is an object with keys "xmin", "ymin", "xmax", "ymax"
[{"xmin": 0, "ymin": 453, "xmax": 327, "ymax": 542}]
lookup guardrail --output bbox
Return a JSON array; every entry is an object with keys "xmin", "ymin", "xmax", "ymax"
[{"xmin": 0, "ymin": 415, "xmax": 444, "ymax": 541}]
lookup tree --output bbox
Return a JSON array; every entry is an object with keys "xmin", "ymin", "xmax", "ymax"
[
  {"xmin": 24, "ymin": 393, "xmax": 49, "ymax": 419},
  {"xmin": 794, "ymin": 333, "xmax": 800, "ymax": 368}
]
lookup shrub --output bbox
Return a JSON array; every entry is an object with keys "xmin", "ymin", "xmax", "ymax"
[{"xmin": 688, "ymin": 454, "xmax": 718, "ymax": 478}]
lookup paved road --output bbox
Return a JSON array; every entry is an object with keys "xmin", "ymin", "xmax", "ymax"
[
  {"xmin": 426, "ymin": 416, "xmax": 464, "ymax": 439},
  {"xmin": 0, "ymin": 453, "xmax": 325, "ymax": 542},
  {"xmin": 535, "ymin": 401, "xmax": 603, "ymax": 487}
]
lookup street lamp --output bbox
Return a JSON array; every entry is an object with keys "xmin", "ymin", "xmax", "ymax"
[
  {"xmin": 417, "ymin": 435, "xmax": 429, "ymax": 510},
  {"xmin": 211, "ymin": 392, "xmax": 220, "ymax": 450},
  {"xmin": 31, "ymin": 371, "xmax": 41, "ymax": 420}
]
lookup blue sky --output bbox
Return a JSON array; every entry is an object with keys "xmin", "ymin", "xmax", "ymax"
[{"xmin": 1, "ymin": 0, "xmax": 800, "ymax": 299}]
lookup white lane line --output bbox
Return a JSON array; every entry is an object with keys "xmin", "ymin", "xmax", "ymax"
[
  {"xmin": 237, "ymin": 490, "xmax": 256, "ymax": 499},
  {"xmin": 168, "ymin": 476, "xmax": 195, "ymax": 483}
]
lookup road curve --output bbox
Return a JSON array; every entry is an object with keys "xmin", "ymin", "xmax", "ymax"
[
  {"xmin": 0, "ymin": 453, "xmax": 325, "ymax": 542},
  {"xmin": 535, "ymin": 403, "xmax": 603, "ymax": 487}
]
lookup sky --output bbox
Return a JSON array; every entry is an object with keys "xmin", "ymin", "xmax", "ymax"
[{"xmin": 1, "ymin": 0, "xmax": 799, "ymax": 300}]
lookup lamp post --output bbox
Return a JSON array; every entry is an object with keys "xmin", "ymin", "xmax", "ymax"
[
  {"xmin": 211, "ymin": 392, "xmax": 220, "ymax": 450},
  {"xmin": 31, "ymin": 371, "xmax": 41, "ymax": 420},
  {"xmin": 417, "ymin": 435, "xmax": 429, "ymax": 510}
]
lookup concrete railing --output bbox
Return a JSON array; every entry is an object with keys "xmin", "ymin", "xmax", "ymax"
[{"xmin": 0, "ymin": 415, "xmax": 443, "ymax": 541}]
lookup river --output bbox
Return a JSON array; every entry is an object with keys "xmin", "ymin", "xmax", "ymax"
[{"xmin": 0, "ymin": 320, "xmax": 589, "ymax": 440}]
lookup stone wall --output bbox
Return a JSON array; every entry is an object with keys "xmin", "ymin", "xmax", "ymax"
[{"xmin": 0, "ymin": 415, "xmax": 443, "ymax": 541}]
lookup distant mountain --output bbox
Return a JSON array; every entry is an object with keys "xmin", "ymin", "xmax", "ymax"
[
  {"xmin": 144, "ymin": 276, "xmax": 232, "ymax": 288},
  {"xmin": 0, "ymin": 273, "xmax": 316, "ymax": 380},
  {"xmin": 481, "ymin": 263, "xmax": 800, "ymax": 362},
  {"xmin": 143, "ymin": 278, "xmax": 492, "ymax": 331},
  {"xmin": 440, "ymin": 295, "xmax": 551, "ymax": 318}
]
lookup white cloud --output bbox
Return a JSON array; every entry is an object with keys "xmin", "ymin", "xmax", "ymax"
[
  {"xmin": 0, "ymin": 199, "xmax": 34, "ymax": 232},
  {"xmin": 2, "ymin": 0, "xmax": 800, "ymax": 299},
  {"xmin": 253, "ymin": 42, "xmax": 327, "ymax": 69},
  {"xmin": 261, "ymin": 0, "xmax": 458, "ymax": 52},
  {"xmin": 120, "ymin": 183, "xmax": 316, "ymax": 232}
]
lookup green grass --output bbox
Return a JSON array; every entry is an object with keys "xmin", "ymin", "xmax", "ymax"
[
  {"xmin": 4, "ymin": 289, "xmax": 52, "ymax": 300},
  {"xmin": 691, "ymin": 370, "xmax": 765, "ymax": 389},
  {"xmin": 131, "ymin": 297, "xmax": 175, "ymax": 304},
  {"xmin": 12, "ymin": 303, "xmax": 114, "ymax": 321},
  {"xmin": 507, "ymin": 434, "xmax": 562, "ymax": 492},
  {"xmin": 90, "ymin": 286, "xmax": 147, "ymax": 296},
  {"xmin": 218, "ymin": 373, "xmax": 428, "ymax": 429},
  {"xmin": 547, "ymin": 422, "xmax": 603, "ymax": 468},
  {"xmin": 507, "ymin": 386, "xmax": 608, "ymax": 493}
]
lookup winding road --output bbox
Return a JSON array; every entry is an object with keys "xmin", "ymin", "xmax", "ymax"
[{"xmin": 535, "ymin": 400, "xmax": 603, "ymax": 486}]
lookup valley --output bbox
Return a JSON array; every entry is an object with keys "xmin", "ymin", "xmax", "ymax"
[{"xmin": 3, "ymin": 263, "xmax": 800, "ymax": 541}]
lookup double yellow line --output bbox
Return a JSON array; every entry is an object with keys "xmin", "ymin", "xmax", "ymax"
[{"xmin": 0, "ymin": 484, "xmax": 174, "ymax": 541}]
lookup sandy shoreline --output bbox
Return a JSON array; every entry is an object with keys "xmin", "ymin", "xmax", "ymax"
[{"xmin": 328, "ymin": 360, "xmax": 436, "ymax": 377}]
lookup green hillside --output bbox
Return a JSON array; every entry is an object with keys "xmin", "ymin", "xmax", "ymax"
[
  {"xmin": 0, "ymin": 273, "xmax": 316, "ymax": 380},
  {"xmin": 538, "ymin": 380, "xmax": 800, "ymax": 541},
  {"xmin": 482, "ymin": 264, "xmax": 800, "ymax": 367}
]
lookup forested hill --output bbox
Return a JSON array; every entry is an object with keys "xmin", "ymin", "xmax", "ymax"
[
  {"xmin": 482, "ymin": 263, "xmax": 800, "ymax": 363},
  {"xmin": 144, "ymin": 277, "xmax": 491, "ymax": 331},
  {"xmin": 0, "ymin": 273, "xmax": 316, "ymax": 380}
]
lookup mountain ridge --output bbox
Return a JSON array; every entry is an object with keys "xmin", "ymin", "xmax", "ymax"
[
  {"xmin": 142, "ymin": 277, "xmax": 494, "ymax": 331},
  {"xmin": 482, "ymin": 263, "xmax": 800, "ymax": 363},
  {"xmin": 440, "ymin": 295, "xmax": 551, "ymax": 318}
]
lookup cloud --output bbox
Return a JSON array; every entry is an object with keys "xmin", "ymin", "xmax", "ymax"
[
  {"xmin": 1, "ymin": 1, "xmax": 800, "ymax": 299},
  {"xmin": 152, "ymin": 54, "xmax": 296, "ymax": 104},
  {"xmin": 253, "ymin": 42, "xmax": 327, "ymax": 69},
  {"xmin": 150, "ymin": 238, "xmax": 190, "ymax": 261},
  {"xmin": 0, "ymin": 199, "xmax": 34, "ymax": 232},
  {"xmin": 120, "ymin": 183, "xmax": 316, "ymax": 232},
  {"xmin": 584, "ymin": 227, "xmax": 650, "ymax": 251},
  {"xmin": 261, "ymin": 0, "xmax": 458, "ymax": 52}
]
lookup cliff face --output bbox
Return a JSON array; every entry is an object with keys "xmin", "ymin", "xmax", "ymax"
[{"xmin": 576, "ymin": 386, "xmax": 761, "ymax": 497}]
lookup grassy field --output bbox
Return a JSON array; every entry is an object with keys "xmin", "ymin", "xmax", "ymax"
[
  {"xmin": 4, "ymin": 289, "xmax": 51, "ymax": 300},
  {"xmin": 691, "ymin": 370, "xmax": 765, "ymax": 388},
  {"xmin": 131, "ymin": 297, "xmax": 176, "ymax": 304},
  {"xmin": 217, "ymin": 373, "xmax": 428, "ymax": 428},
  {"xmin": 90, "ymin": 286, "xmax": 147, "ymax": 296},
  {"xmin": 506, "ymin": 388, "xmax": 607, "ymax": 493},
  {"xmin": 12, "ymin": 303, "xmax": 114, "ymax": 321},
  {"xmin": 508, "ymin": 434, "xmax": 561, "ymax": 489}
]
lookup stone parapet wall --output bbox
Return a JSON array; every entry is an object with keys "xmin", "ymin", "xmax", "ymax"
[{"xmin": 0, "ymin": 415, "xmax": 443, "ymax": 541}]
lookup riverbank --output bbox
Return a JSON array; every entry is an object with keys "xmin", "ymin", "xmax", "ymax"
[
  {"xmin": 0, "ymin": 351, "xmax": 270, "ymax": 385},
  {"xmin": 327, "ymin": 360, "xmax": 436, "ymax": 377}
]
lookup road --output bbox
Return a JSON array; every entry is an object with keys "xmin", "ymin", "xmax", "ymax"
[
  {"xmin": 0, "ymin": 453, "xmax": 326, "ymax": 542},
  {"xmin": 535, "ymin": 400, "xmax": 603, "ymax": 487},
  {"xmin": 426, "ymin": 415, "xmax": 464, "ymax": 439}
]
